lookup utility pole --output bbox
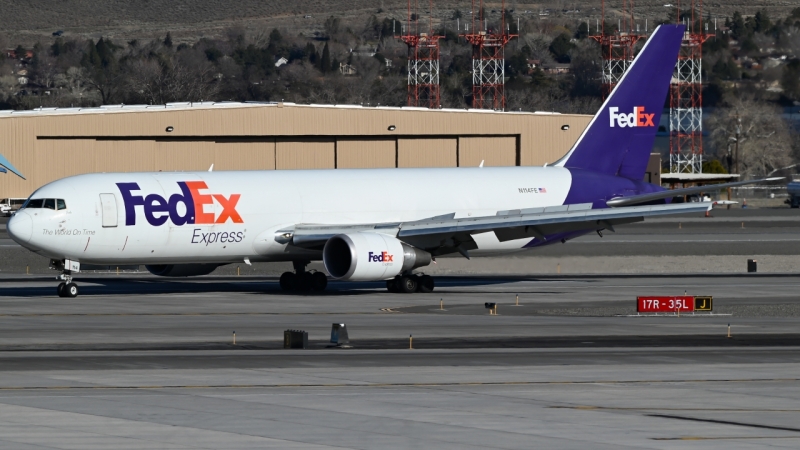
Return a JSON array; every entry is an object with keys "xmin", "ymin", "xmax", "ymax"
[{"xmin": 735, "ymin": 117, "xmax": 741, "ymax": 175}]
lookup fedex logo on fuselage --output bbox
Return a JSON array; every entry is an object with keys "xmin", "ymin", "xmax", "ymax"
[
  {"xmin": 609, "ymin": 106, "xmax": 655, "ymax": 128},
  {"xmin": 116, "ymin": 181, "xmax": 243, "ymax": 226},
  {"xmin": 368, "ymin": 251, "xmax": 394, "ymax": 263}
]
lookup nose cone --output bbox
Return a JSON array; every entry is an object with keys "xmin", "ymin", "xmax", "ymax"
[{"xmin": 7, "ymin": 212, "xmax": 32, "ymax": 243}]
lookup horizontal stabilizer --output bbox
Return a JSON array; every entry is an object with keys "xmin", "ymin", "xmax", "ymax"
[
  {"xmin": 606, "ymin": 177, "xmax": 784, "ymax": 207},
  {"xmin": 0, "ymin": 153, "xmax": 25, "ymax": 179}
]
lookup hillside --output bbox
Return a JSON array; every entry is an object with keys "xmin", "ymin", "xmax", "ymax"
[{"xmin": 0, "ymin": 0, "xmax": 796, "ymax": 45}]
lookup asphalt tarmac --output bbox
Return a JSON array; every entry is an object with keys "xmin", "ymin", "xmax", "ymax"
[{"xmin": 2, "ymin": 273, "xmax": 800, "ymax": 448}]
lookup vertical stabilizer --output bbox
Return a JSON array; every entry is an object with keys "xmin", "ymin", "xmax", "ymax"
[{"xmin": 554, "ymin": 24, "xmax": 684, "ymax": 180}]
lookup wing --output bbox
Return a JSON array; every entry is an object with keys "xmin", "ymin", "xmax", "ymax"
[{"xmin": 286, "ymin": 202, "xmax": 711, "ymax": 257}]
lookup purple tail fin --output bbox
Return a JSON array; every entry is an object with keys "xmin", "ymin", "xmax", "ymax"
[{"xmin": 554, "ymin": 24, "xmax": 684, "ymax": 180}]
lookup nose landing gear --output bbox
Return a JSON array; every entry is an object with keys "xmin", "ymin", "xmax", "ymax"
[
  {"xmin": 56, "ymin": 274, "xmax": 79, "ymax": 298},
  {"xmin": 50, "ymin": 260, "xmax": 80, "ymax": 298}
]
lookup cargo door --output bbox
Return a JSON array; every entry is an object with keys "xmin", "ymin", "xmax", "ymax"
[{"xmin": 99, "ymin": 193, "xmax": 118, "ymax": 228}]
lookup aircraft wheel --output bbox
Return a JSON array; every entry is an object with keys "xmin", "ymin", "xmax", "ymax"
[
  {"xmin": 386, "ymin": 279, "xmax": 398, "ymax": 293},
  {"xmin": 398, "ymin": 275, "xmax": 418, "ymax": 294},
  {"xmin": 57, "ymin": 282, "xmax": 66, "ymax": 297},
  {"xmin": 310, "ymin": 271, "xmax": 328, "ymax": 291},
  {"xmin": 279, "ymin": 272, "xmax": 296, "ymax": 291},
  {"xmin": 417, "ymin": 275, "xmax": 434, "ymax": 293},
  {"xmin": 65, "ymin": 283, "xmax": 79, "ymax": 298},
  {"xmin": 297, "ymin": 272, "xmax": 314, "ymax": 291}
]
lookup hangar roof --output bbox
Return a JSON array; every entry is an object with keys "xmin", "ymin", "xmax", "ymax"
[{"xmin": 0, "ymin": 102, "xmax": 565, "ymax": 118}]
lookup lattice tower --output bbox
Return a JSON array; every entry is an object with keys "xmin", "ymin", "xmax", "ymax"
[
  {"xmin": 590, "ymin": 0, "xmax": 644, "ymax": 99},
  {"xmin": 461, "ymin": 0, "xmax": 516, "ymax": 110},
  {"xmin": 399, "ymin": 0, "xmax": 443, "ymax": 108},
  {"xmin": 669, "ymin": 0, "xmax": 713, "ymax": 173}
]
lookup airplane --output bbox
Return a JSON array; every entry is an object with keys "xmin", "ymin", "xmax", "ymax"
[{"xmin": 6, "ymin": 24, "xmax": 777, "ymax": 297}]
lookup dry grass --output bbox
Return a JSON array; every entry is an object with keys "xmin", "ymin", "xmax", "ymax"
[{"xmin": 0, "ymin": 0, "xmax": 796, "ymax": 46}]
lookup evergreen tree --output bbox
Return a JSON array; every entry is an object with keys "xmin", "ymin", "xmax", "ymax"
[
  {"xmin": 782, "ymin": 59, "xmax": 800, "ymax": 101},
  {"xmin": 268, "ymin": 29, "xmax": 282, "ymax": 52},
  {"xmin": 305, "ymin": 42, "xmax": 318, "ymax": 64},
  {"xmin": 320, "ymin": 42, "xmax": 331, "ymax": 73},
  {"xmin": 702, "ymin": 160, "xmax": 728, "ymax": 174},
  {"xmin": 81, "ymin": 40, "xmax": 102, "ymax": 68},
  {"xmin": 164, "ymin": 32, "xmax": 173, "ymax": 48},
  {"xmin": 575, "ymin": 22, "xmax": 589, "ymax": 39},
  {"xmin": 753, "ymin": 10, "xmax": 771, "ymax": 33},
  {"xmin": 14, "ymin": 45, "xmax": 26, "ymax": 60},
  {"xmin": 730, "ymin": 12, "xmax": 746, "ymax": 40},
  {"xmin": 51, "ymin": 38, "xmax": 65, "ymax": 56},
  {"xmin": 549, "ymin": 33, "xmax": 574, "ymax": 63},
  {"xmin": 95, "ymin": 38, "xmax": 115, "ymax": 68}
]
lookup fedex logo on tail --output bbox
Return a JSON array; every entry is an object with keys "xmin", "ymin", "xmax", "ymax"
[
  {"xmin": 368, "ymin": 251, "xmax": 394, "ymax": 263},
  {"xmin": 116, "ymin": 181, "xmax": 243, "ymax": 226},
  {"xmin": 609, "ymin": 106, "xmax": 655, "ymax": 128}
]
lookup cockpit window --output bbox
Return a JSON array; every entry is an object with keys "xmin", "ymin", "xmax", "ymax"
[
  {"xmin": 20, "ymin": 198, "xmax": 67, "ymax": 210},
  {"xmin": 24, "ymin": 199, "xmax": 44, "ymax": 209}
]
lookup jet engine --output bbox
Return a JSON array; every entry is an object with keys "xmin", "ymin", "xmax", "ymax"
[
  {"xmin": 145, "ymin": 264, "xmax": 223, "ymax": 277},
  {"xmin": 323, "ymin": 232, "xmax": 431, "ymax": 281}
]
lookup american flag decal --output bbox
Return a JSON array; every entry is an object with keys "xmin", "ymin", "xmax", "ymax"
[{"xmin": 540, "ymin": 187, "xmax": 547, "ymax": 193}]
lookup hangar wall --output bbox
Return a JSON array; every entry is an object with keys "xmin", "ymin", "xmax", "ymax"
[{"xmin": 0, "ymin": 103, "xmax": 592, "ymax": 198}]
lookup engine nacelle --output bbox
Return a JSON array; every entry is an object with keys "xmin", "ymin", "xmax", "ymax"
[
  {"xmin": 323, "ymin": 233, "xmax": 432, "ymax": 281},
  {"xmin": 145, "ymin": 264, "xmax": 222, "ymax": 277}
]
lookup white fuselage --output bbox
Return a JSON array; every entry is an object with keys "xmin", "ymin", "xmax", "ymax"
[{"xmin": 10, "ymin": 167, "xmax": 573, "ymax": 265}]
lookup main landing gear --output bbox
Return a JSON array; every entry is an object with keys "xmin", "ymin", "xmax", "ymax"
[
  {"xmin": 386, "ymin": 274, "xmax": 434, "ymax": 293},
  {"xmin": 56, "ymin": 272, "xmax": 79, "ymax": 298},
  {"xmin": 279, "ymin": 261, "xmax": 328, "ymax": 292}
]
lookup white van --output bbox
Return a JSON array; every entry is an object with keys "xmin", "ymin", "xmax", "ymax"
[{"xmin": 1, "ymin": 198, "xmax": 26, "ymax": 216}]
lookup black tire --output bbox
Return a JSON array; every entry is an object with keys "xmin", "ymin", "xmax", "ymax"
[
  {"xmin": 311, "ymin": 271, "xmax": 328, "ymax": 291},
  {"xmin": 386, "ymin": 279, "xmax": 398, "ymax": 292},
  {"xmin": 418, "ymin": 275, "xmax": 434, "ymax": 293},
  {"xmin": 297, "ymin": 272, "xmax": 314, "ymax": 291},
  {"xmin": 57, "ymin": 282, "xmax": 66, "ymax": 297},
  {"xmin": 398, "ymin": 275, "xmax": 418, "ymax": 293},
  {"xmin": 65, "ymin": 282, "xmax": 78, "ymax": 298},
  {"xmin": 279, "ymin": 272, "xmax": 296, "ymax": 291}
]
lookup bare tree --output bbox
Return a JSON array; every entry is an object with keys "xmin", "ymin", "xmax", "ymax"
[
  {"xmin": 126, "ymin": 52, "xmax": 220, "ymax": 104},
  {"xmin": 707, "ymin": 93, "xmax": 793, "ymax": 178},
  {"xmin": 507, "ymin": 84, "xmax": 600, "ymax": 114},
  {"xmin": 522, "ymin": 34, "xmax": 555, "ymax": 66},
  {"xmin": 31, "ymin": 53, "xmax": 59, "ymax": 89}
]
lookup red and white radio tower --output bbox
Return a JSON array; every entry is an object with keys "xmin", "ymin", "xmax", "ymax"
[
  {"xmin": 591, "ymin": 0, "xmax": 644, "ymax": 99},
  {"xmin": 399, "ymin": 0, "xmax": 443, "ymax": 108},
  {"xmin": 461, "ymin": 0, "xmax": 516, "ymax": 110},
  {"xmin": 669, "ymin": 0, "xmax": 713, "ymax": 173}
]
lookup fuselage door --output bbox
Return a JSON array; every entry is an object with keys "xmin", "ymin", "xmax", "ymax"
[{"xmin": 99, "ymin": 193, "xmax": 118, "ymax": 228}]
